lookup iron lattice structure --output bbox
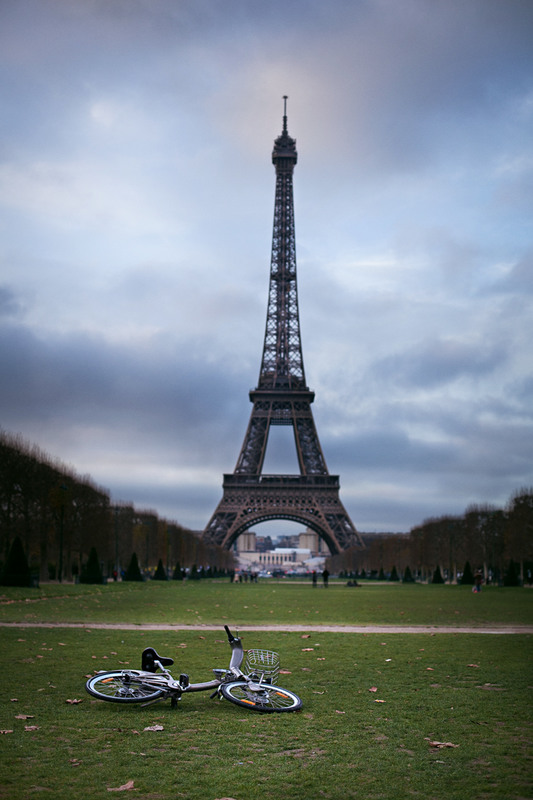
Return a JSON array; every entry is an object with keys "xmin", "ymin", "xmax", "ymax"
[{"xmin": 203, "ymin": 100, "xmax": 363, "ymax": 555}]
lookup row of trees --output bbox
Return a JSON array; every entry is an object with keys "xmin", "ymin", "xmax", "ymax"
[
  {"xmin": 327, "ymin": 489, "xmax": 533, "ymax": 584},
  {"xmin": 0, "ymin": 430, "xmax": 233, "ymax": 584}
]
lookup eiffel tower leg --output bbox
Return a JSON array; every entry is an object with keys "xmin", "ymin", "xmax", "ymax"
[{"xmin": 203, "ymin": 503, "xmax": 237, "ymax": 546}]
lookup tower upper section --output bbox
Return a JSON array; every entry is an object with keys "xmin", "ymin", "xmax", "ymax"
[
  {"xmin": 272, "ymin": 96, "xmax": 298, "ymax": 171},
  {"xmin": 258, "ymin": 97, "xmax": 307, "ymax": 391}
]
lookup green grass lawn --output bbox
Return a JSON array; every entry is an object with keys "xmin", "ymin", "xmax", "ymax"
[
  {"xmin": 0, "ymin": 583, "xmax": 531, "ymax": 799},
  {"xmin": 0, "ymin": 627, "xmax": 531, "ymax": 800},
  {"xmin": 1, "ymin": 580, "xmax": 532, "ymax": 627}
]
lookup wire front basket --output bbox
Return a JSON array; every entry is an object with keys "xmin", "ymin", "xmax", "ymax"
[{"xmin": 244, "ymin": 649, "xmax": 280, "ymax": 684}]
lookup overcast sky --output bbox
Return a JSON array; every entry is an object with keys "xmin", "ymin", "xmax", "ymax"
[{"xmin": 1, "ymin": 0, "xmax": 532, "ymax": 537}]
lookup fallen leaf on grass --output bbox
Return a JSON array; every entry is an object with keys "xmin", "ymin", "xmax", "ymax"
[
  {"xmin": 335, "ymin": 710, "xmax": 346, "ymax": 714},
  {"xmin": 369, "ymin": 687, "xmax": 378, "ymax": 693},
  {"xmin": 15, "ymin": 714, "xmax": 34, "ymax": 720},
  {"xmin": 426, "ymin": 739, "xmax": 459, "ymax": 749},
  {"xmin": 374, "ymin": 699, "xmax": 386, "ymax": 703},
  {"xmin": 107, "ymin": 780, "xmax": 135, "ymax": 792},
  {"xmin": 66, "ymin": 699, "xmax": 83, "ymax": 704},
  {"xmin": 301, "ymin": 648, "xmax": 314, "ymax": 651},
  {"xmin": 426, "ymin": 667, "xmax": 434, "ymax": 671},
  {"xmin": 0, "ymin": 730, "xmax": 14, "ymax": 734},
  {"xmin": 279, "ymin": 669, "xmax": 292, "ymax": 675},
  {"xmin": 301, "ymin": 634, "xmax": 310, "ymax": 639},
  {"xmin": 24, "ymin": 725, "xmax": 40, "ymax": 731},
  {"xmin": 143, "ymin": 725, "xmax": 164, "ymax": 732},
  {"xmin": 467, "ymin": 664, "xmax": 479, "ymax": 668}
]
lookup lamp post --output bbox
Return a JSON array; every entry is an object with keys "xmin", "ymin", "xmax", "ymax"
[
  {"xmin": 58, "ymin": 483, "xmax": 67, "ymax": 583},
  {"xmin": 166, "ymin": 526, "xmax": 171, "ymax": 579},
  {"xmin": 114, "ymin": 506, "xmax": 120, "ymax": 579}
]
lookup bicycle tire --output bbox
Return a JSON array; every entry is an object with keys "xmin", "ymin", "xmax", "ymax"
[
  {"xmin": 86, "ymin": 670, "xmax": 165, "ymax": 704},
  {"xmin": 220, "ymin": 680, "xmax": 302, "ymax": 712}
]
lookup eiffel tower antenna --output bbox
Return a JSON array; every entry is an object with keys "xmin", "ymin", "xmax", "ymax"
[{"xmin": 203, "ymin": 100, "xmax": 363, "ymax": 554}]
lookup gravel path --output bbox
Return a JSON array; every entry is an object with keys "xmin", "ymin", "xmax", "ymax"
[{"xmin": 1, "ymin": 621, "xmax": 531, "ymax": 634}]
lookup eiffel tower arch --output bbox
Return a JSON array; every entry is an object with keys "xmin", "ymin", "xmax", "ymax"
[{"xmin": 203, "ymin": 99, "xmax": 364, "ymax": 556}]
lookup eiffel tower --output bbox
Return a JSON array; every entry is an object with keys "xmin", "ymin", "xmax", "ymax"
[{"xmin": 203, "ymin": 99, "xmax": 363, "ymax": 555}]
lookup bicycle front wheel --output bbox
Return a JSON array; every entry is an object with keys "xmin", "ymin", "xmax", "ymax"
[
  {"xmin": 86, "ymin": 671, "xmax": 164, "ymax": 704},
  {"xmin": 221, "ymin": 680, "xmax": 302, "ymax": 712}
]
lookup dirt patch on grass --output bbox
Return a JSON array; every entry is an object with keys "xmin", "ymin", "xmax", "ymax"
[{"xmin": 1, "ymin": 622, "xmax": 531, "ymax": 634}]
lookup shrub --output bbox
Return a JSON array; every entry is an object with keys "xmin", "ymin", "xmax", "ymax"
[
  {"xmin": 1, "ymin": 537, "xmax": 31, "ymax": 587},
  {"xmin": 389, "ymin": 565, "xmax": 400, "ymax": 581},
  {"xmin": 80, "ymin": 547, "xmax": 103, "ymax": 584},
  {"xmin": 153, "ymin": 559, "xmax": 167, "ymax": 580},
  {"xmin": 504, "ymin": 560, "xmax": 521, "ymax": 587},
  {"xmin": 460, "ymin": 561, "xmax": 474, "ymax": 585},
  {"xmin": 124, "ymin": 552, "xmax": 143, "ymax": 582},
  {"xmin": 402, "ymin": 565, "xmax": 415, "ymax": 583},
  {"xmin": 432, "ymin": 565, "xmax": 445, "ymax": 584}
]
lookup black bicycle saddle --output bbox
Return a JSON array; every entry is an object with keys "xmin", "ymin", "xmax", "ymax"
[{"xmin": 141, "ymin": 647, "xmax": 175, "ymax": 672}]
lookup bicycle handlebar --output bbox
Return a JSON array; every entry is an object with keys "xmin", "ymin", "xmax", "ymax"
[
  {"xmin": 223, "ymin": 625, "xmax": 244, "ymax": 673},
  {"xmin": 224, "ymin": 624, "xmax": 235, "ymax": 642}
]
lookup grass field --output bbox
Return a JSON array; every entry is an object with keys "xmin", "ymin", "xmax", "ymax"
[
  {"xmin": 1, "ymin": 579, "xmax": 532, "ymax": 627},
  {"xmin": 0, "ymin": 582, "xmax": 531, "ymax": 800}
]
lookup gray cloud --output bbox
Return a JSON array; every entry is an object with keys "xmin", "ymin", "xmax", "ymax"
[
  {"xmin": 0, "ymin": 0, "xmax": 531, "ymax": 533},
  {"xmin": 371, "ymin": 337, "xmax": 508, "ymax": 389}
]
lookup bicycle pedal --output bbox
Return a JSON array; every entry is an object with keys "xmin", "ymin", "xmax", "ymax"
[{"xmin": 179, "ymin": 673, "xmax": 189, "ymax": 688}]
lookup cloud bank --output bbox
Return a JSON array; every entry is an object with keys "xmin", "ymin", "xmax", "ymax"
[{"xmin": 1, "ymin": 0, "xmax": 532, "ymax": 533}]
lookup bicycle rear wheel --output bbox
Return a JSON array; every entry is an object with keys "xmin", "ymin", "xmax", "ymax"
[
  {"xmin": 86, "ymin": 670, "xmax": 164, "ymax": 704},
  {"xmin": 221, "ymin": 680, "xmax": 301, "ymax": 712}
]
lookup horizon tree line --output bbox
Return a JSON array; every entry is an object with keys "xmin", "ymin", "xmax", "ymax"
[
  {"xmin": 0, "ymin": 429, "xmax": 233, "ymax": 583},
  {"xmin": 2, "ymin": 428, "xmax": 530, "ymax": 586},
  {"xmin": 327, "ymin": 488, "xmax": 533, "ymax": 585}
]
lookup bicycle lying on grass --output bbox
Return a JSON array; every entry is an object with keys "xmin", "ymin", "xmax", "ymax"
[{"xmin": 85, "ymin": 625, "xmax": 302, "ymax": 713}]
